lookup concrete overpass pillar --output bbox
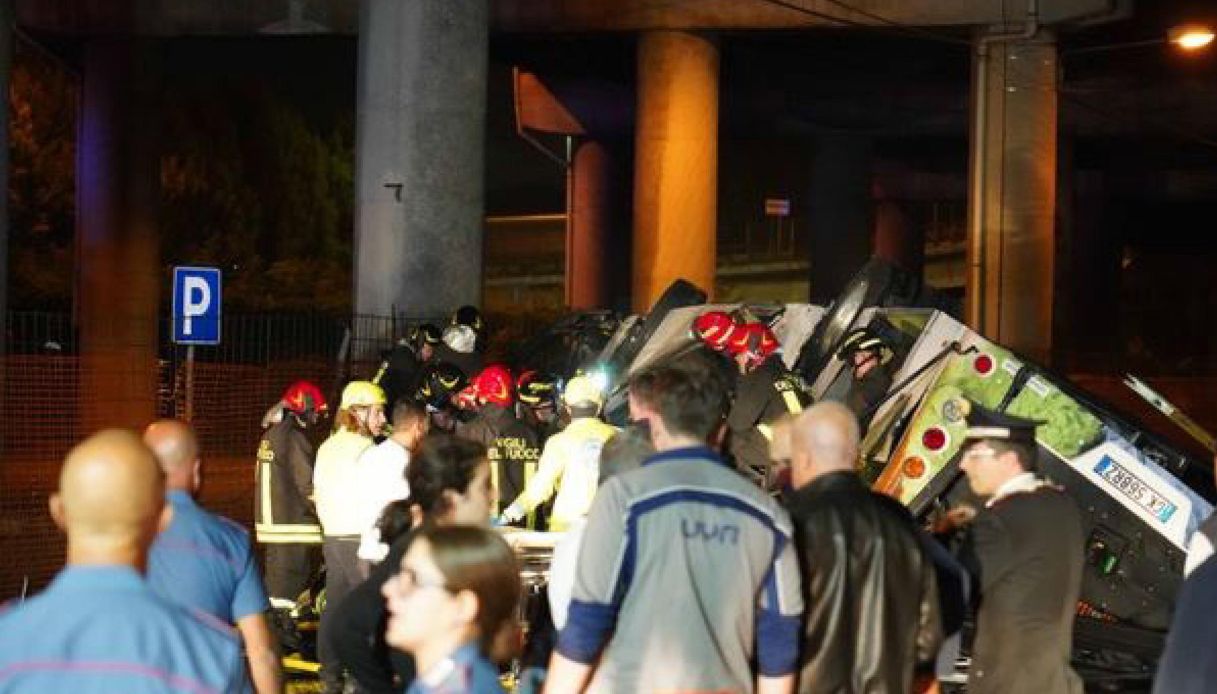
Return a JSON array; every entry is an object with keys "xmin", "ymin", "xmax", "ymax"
[
  {"xmin": 632, "ymin": 30, "xmax": 718, "ymax": 312},
  {"xmin": 807, "ymin": 133, "xmax": 873, "ymax": 303},
  {"xmin": 568, "ymin": 139, "xmax": 625, "ymax": 310},
  {"xmin": 354, "ymin": 0, "xmax": 489, "ymax": 320},
  {"xmin": 77, "ymin": 39, "xmax": 161, "ymax": 430},
  {"xmin": 966, "ymin": 30, "xmax": 1058, "ymax": 364}
]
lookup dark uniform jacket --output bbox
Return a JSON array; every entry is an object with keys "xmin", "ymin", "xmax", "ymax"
[
  {"xmin": 961, "ymin": 485, "xmax": 1084, "ymax": 694},
  {"xmin": 844, "ymin": 363, "xmax": 892, "ymax": 428},
  {"xmin": 430, "ymin": 343, "xmax": 482, "ymax": 383},
  {"xmin": 372, "ymin": 344, "xmax": 424, "ymax": 410},
  {"xmin": 786, "ymin": 471, "xmax": 941, "ymax": 693},
  {"xmin": 726, "ymin": 357, "xmax": 807, "ymax": 481},
  {"xmin": 255, "ymin": 417, "xmax": 322, "ymax": 545},
  {"xmin": 455, "ymin": 404, "xmax": 541, "ymax": 520},
  {"xmin": 1153, "ymin": 555, "xmax": 1217, "ymax": 694}
]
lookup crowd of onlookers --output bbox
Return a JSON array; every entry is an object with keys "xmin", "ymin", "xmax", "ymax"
[{"xmin": 1, "ymin": 305, "xmax": 1216, "ymax": 694}]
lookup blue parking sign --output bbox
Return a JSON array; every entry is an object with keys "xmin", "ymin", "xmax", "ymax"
[{"xmin": 172, "ymin": 266, "xmax": 222, "ymax": 345}]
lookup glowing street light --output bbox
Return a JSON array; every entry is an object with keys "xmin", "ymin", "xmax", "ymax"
[{"xmin": 1168, "ymin": 25, "xmax": 1215, "ymax": 52}]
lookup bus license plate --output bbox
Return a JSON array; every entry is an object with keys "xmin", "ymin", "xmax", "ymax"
[{"xmin": 1094, "ymin": 456, "xmax": 1176, "ymax": 524}]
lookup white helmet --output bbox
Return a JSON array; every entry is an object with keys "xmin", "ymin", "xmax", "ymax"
[{"xmin": 442, "ymin": 324, "xmax": 477, "ymax": 354}]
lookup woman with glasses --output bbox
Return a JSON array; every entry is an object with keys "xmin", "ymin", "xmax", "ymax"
[
  {"xmin": 322, "ymin": 434, "xmax": 495, "ymax": 693},
  {"xmin": 383, "ymin": 526, "xmax": 521, "ymax": 694}
]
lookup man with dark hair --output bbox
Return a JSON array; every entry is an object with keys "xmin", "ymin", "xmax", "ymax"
[
  {"xmin": 355, "ymin": 398, "xmax": 430, "ymax": 566},
  {"xmin": 956, "ymin": 402, "xmax": 1084, "ymax": 694},
  {"xmin": 785, "ymin": 402, "xmax": 941, "ymax": 693},
  {"xmin": 547, "ymin": 357, "xmax": 804, "ymax": 694}
]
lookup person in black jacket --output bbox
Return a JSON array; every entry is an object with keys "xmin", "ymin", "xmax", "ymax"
[
  {"xmin": 455, "ymin": 365, "xmax": 542, "ymax": 526},
  {"xmin": 956, "ymin": 402, "xmax": 1084, "ymax": 694},
  {"xmin": 255, "ymin": 381, "xmax": 327, "ymax": 616},
  {"xmin": 835, "ymin": 327, "xmax": 894, "ymax": 429},
  {"xmin": 722, "ymin": 321, "xmax": 809, "ymax": 486},
  {"xmin": 784, "ymin": 401, "xmax": 941, "ymax": 693},
  {"xmin": 371, "ymin": 324, "xmax": 440, "ymax": 411}
]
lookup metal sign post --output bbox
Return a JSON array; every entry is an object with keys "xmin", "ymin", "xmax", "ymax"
[{"xmin": 172, "ymin": 266, "xmax": 222, "ymax": 422}]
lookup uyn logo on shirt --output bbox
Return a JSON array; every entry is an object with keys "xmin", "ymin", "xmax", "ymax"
[{"xmin": 681, "ymin": 519, "xmax": 740, "ymax": 545}]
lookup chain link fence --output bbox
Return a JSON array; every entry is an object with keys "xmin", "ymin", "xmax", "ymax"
[{"xmin": 0, "ymin": 311, "xmax": 412, "ymax": 600}]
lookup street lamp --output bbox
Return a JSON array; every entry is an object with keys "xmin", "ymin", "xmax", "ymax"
[
  {"xmin": 1067, "ymin": 24, "xmax": 1215, "ymax": 56},
  {"xmin": 1168, "ymin": 25, "xmax": 1215, "ymax": 51}
]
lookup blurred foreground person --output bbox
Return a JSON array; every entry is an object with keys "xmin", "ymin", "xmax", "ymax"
[
  {"xmin": 547, "ymin": 357, "xmax": 803, "ymax": 693},
  {"xmin": 0, "ymin": 430, "xmax": 247, "ymax": 693},
  {"xmin": 355, "ymin": 399, "xmax": 431, "ymax": 566},
  {"xmin": 785, "ymin": 403, "xmax": 940, "ymax": 693},
  {"xmin": 383, "ymin": 526, "xmax": 521, "ymax": 694},
  {"xmin": 956, "ymin": 403, "xmax": 1083, "ymax": 694},
  {"xmin": 1154, "ymin": 555, "xmax": 1217, "ymax": 694},
  {"xmin": 325, "ymin": 435, "xmax": 494, "ymax": 693},
  {"xmin": 145, "ymin": 419, "xmax": 280, "ymax": 694}
]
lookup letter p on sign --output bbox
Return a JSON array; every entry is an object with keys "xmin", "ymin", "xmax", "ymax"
[{"xmin": 172, "ymin": 267, "xmax": 222, "ymax": 345}]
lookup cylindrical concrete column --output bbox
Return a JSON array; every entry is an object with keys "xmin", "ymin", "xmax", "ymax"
[
  {"xmin": 354, "ymin": 0, "xmax": 489, "ymax": 320},
  {"xmin": 632, "ymin": 30, "xmax": 718, "ymax": 313},
  {"xmin": 966, "ymin": 31, "xmax": 1058, "ymax": 363},
  {"xmin": 77, "ymin": 39, "xmax": 161, "ymax": 430},
  {"xmin": 807, "ymin": 133, "xmax": 873, "ymax": 304},
  {"xmin": 568, "ymin": 140, "xmax": 620, "ymax": 310},
  {"xmin": 0, "ymin": 0, "xmax": 11, "ymax": 354}
]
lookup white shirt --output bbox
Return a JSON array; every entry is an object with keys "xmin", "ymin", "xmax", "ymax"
[
  {"xmin": 354, "ymin": 438, "xmax": 411, "ymax": 561},
  {"xmin": 986, "ymin": 472, "xmax": 1047, "ymax": 508},
  {"xmin": 547, "ymin": 516, "xmax": 585, "ymax": 630}
]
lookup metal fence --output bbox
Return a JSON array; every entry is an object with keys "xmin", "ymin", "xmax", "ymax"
[{"xmin": 0, "ymin": 310, "xmax": 416, "ymax": 600}]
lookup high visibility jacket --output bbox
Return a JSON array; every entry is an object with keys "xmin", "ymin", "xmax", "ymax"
[
  {"xmin": 255, "ymin": 417, "xmax": 323, "ymax": 544},
  {"xmin": 508, "ymin": 416, "xmax": 618, "ymax": 531},
  {"xmin": 313, "ymin": 428, "xmax": 376, "ymax": 537}
]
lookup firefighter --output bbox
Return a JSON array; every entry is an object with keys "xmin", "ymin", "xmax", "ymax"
[
  {"xmin": 254, "ymin": 381, "xmax": 326, "ymax": 643},
  {"xmin": 313, "ymin": 380, "xmax": 386, "ymax": 692},
  {"xmin": 722, "ymin": 322, "xmax": 810, "ymax": 486},
  {"xmin": 517, "ymin": 369, "xmax": 563, "ymax": 441},
  {"xmin": 455, "ymin": 365, "xmax": 542, "ymax": 526},
  {"xmin": 433, "ymin": 323, "xmax": 482, "ymax": 377},
  {"xmin": 500, "ymin": 375, "xmax": 617, "ymax": 531},
  {"xmin": 416, "ymin": 361, "xmax": 469, "ymax": 432},
  {"xmin": 836, "ymin": 327, "xmax": 894, "ymax": 428},
  {"xmin": 371, "ymin": 323, "xmax": 440, "ymax": 410}
]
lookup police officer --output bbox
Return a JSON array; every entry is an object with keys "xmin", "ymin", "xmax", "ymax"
[
  {"xmin": 955, "ymin": 402, "xmax": 1084, "ymax": 694},
  {"xmin": 455, "ymin": 365, "xmax": 542, "ymax": 526},
  {"xmin": 501, "ymin": 375, "xmax": 617, "ymax": 531},
  {"xmin": 371, "ymin": 323, "xmax": 440, "ymax": 410},
  {"xmin": 0, "ymin": 430, "xmax": 247, "ymax": 692},
  {"xmin": 255, "ymin": 380, "xmax": 326, "ymax": 623},
  {"xmin": 836, "ymin": 326, "xmax": 894, "ymax": 428},
  {"xmin": 722, "ymin": 321, "xmax": 809, "ymax": 486}
]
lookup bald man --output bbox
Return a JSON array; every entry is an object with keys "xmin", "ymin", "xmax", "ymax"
[
  {"xmin": 784, "ymin": 403, "xmax": 941, "ymax": 693},
  {"xmin": 143, "ymin": 419, "xmax": 280, "ymax": 694},
  {"xmin": 0, "ymin": 429, "xmax": 247, "ymax": 692}
]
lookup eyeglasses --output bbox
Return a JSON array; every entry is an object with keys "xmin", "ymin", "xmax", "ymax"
[{"xmin": 395, "ymin": 565, "xmax": 449, "ymax": 593}]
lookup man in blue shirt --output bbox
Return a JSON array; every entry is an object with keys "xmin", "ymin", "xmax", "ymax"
[
  {"xmin": 144, "ymin": 419, "xmax": 280, "ymax": 694},
  {"xmin": 0, "ymin": 429, "xmax": 247, "ymax": 693}
]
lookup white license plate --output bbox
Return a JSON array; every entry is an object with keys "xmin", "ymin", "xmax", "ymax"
[{"xmin": 1094, "ymin": 456, "xmax": 1177, "ymax": 524}]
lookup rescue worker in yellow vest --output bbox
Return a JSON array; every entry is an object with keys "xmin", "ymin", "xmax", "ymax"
[
  {"xmin": 255, "ymin": 380, "xmax": 326, "ymax": 614},
  {"xmin": 499, "ymin": 375, "xmax": 617, "ymax": 531},
  {"xmin": 313, "ymin": 380, "xmax": 386, "ymax": 693},
  {"xmin": 723, "ymin": 321, "xmax": 810, "ymax": 486},
  {"xmin": 455, "ymin": 365, "xmax": 542, "ymax": 527}
]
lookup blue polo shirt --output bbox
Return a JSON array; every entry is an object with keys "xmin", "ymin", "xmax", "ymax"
[
  {"xmin": 0, "ymin": 565, "xmax": 248, "ymax": 693},
  {"xmin": 148, "ymin": 490, "xmax": 268, "ymax": 624}
]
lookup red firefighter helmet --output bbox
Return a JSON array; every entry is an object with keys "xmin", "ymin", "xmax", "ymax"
[
  {"xmin": 473, "ymin": 364, "xmax": 515, "ymax": 407},
  {"xmin": 281, "ymin": 380, "xmax": 328, "ymax": 415},
  {"xmin": 728, "ymin": 322, "xmax": 780, "ymax": 369},
  {"xmin": 693, "ymin": 311, "xmax": 738, "ymax": 352}
]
